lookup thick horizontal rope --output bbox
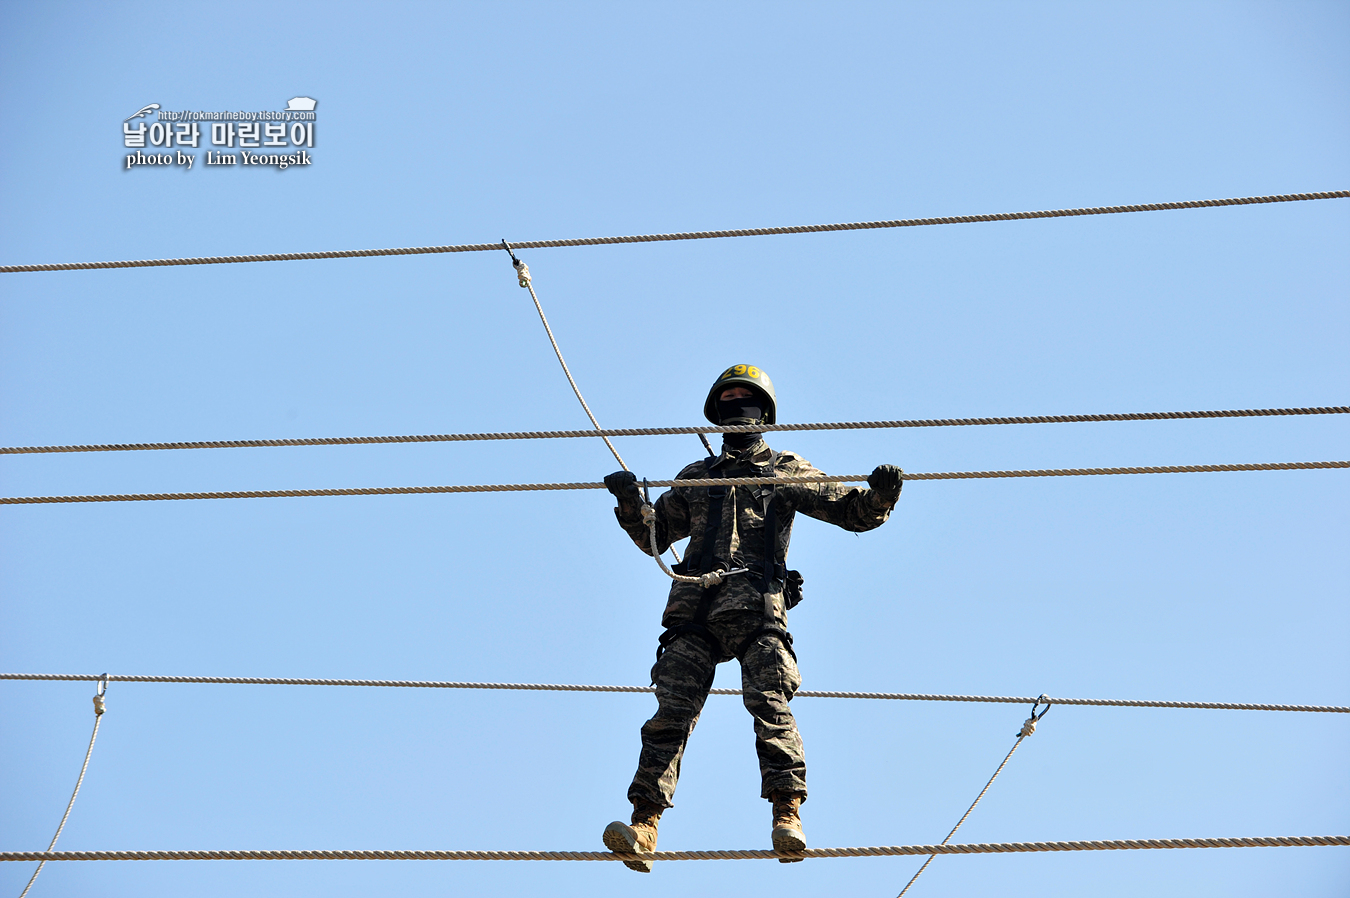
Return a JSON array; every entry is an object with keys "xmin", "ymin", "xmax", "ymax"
[
  {"xmin": 3, "ymin": 836, "xmax": 1346, "ymax": 862},
  {"xmin": 2, "ymin": 191, "xmax": 1345, "ymax": 273},
  {"xmin": 1, "ymin": 461, "xmax": 1345, "ymax": 505},
  {"xmin": 3, "ymin": 673, "xmax": 1345, "ymax": 713},
  {"xmin": 3, "ymin": 405, "xmax": 1345, "ymax": 456}
]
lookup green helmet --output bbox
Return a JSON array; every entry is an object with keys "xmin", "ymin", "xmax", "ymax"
[{"xmin": 703, "ymin": 364, "xmax": 777, "ymax": 425}]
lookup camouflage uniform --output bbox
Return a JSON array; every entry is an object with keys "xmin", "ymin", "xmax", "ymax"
[{"xmin": 613, "ymin": 440, "xmax": 897, "ymax": 807}]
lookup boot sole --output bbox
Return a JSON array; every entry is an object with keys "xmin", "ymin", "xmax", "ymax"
[
  {"xmin": 772, "ymin": 824, "xmax": 806, "ymax": 863},
  {"xmin": 603, "ymin": 821, "xmax": 654, "ymax": 873}
]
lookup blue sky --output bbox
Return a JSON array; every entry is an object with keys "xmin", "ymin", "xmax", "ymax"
[{"xmin": 1, "ymin": 2, "xmax": 1347, "ymax": 896}]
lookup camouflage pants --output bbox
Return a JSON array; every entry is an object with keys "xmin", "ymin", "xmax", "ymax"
[{"xmin": 627, "ymin": 611, "xmax": 805, "ymax": 808}]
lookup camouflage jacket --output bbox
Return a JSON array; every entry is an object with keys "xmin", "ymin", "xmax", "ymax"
[{"xmin": 615, "ymin": 440, "xmax": 898, "ymax": 628}]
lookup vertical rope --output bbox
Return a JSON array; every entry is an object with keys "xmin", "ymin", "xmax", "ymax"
[
  {"xmin": 896, "ymin": 698, "xmax": 1048, "ymax": 897},
  {"xmin": 895, "ymin": 738, "xmax": 1024, "ymax": 896},
  {"xmin": 503, "ymin": 246, "xmax": 686, "ymax": 563},
  {"xmin": 18, "ymin": 680, "xmax": 106, "ymax": 898},
  {"xmin": 506, "ymin": 251, "xmax": 627, "ymax": 471}
]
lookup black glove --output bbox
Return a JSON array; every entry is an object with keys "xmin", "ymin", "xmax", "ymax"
[
  {"xmin": 604, "ymin": 470, "xmax": 639, "ymax": 498},
  {"xmin": 867, "ymin": 464, "xmax": 903, "ymax": 504},
  {"xmin": 604, "ymin": 470, "xmax": 644, "ymax": 514}
]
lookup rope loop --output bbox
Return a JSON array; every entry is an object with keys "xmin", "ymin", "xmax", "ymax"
[
  {"xmin": 641, "ymin": 501, "xmax": 748, "ymax": 586},
  {"xmin": 93, "ymin": 674, "xmax": 108, "ymax": 716},
  {"xmin": 642, "ymin": 503, "xmax": 693, "ymax": 583}
]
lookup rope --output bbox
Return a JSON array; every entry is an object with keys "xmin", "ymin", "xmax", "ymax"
[
  {"xmin": 641, "ymin": 501, "xmax": 747, "ymax": 585},
  {"xmin": 896, "ymin": 698, "xmax": 1050, "ymax": 896},
  {"xmin": 504, "ymin": 246, "xmax": 626, "ymax": 471},
  {"xmin": 503, "ymin": 245, "xmax": 687, "ymax": 564},
  {"xmin": 2, "ymin": 191, "xmax": 1345, "ymax": 273},
  {"xmin": 3, "ymin": 674, "xmax": 1345, "ymax": 713},
  {"xmin": 642, "ymin": 503, "xmax": 707, "ymax": 584},
  {"xmin": 2, "ymin": 460, "xmax": 1344, "ymax": 505},
  {"xmin": 4, "ymin": 405, "xmax": 1343, "ymax": 457},
  {"xmin": 3, "ymin": 836, "xmax": 1346, "ymax": 863},
  {"xmin": 17, "ymin": 678, "xmax": 107, "ymax": 898}
]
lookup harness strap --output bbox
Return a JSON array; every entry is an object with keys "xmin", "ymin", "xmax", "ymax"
[
  {"xmin": 697, "ymin": 457, "xmax": 730, "ymax": 575},
  {"xmin": 761, "ymin": 485, "xmax": 778, "ymax": 594},
  {"xmin": 657, "ymin": 620, "xmax": 721, "ymax": 657}
]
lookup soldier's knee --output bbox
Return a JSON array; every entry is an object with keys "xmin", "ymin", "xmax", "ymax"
[
  {"xmin": 653, "ymin": 641, "xmax": 716, "ymax": 696},
  {"xmin": 742, "ymin": 637, "xmax": 802, "ymax": 699}
]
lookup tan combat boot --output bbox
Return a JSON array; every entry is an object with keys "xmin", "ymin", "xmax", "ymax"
[
  {"xmin": 770, "ymin": 790, "xmax": 807, "ymax": 862},
  {"xmin": 602, "ymin": 800, "xmax": 662, "ymax": 873}
]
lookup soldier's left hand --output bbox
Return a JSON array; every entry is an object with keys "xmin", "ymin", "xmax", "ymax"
[
  {"xmin": 604, "ymin": 470, "xmax": 641, "ymax": 498},
  {"xmin": 868, "ymin": 464, "xmax": 903, "ymax": 501}
]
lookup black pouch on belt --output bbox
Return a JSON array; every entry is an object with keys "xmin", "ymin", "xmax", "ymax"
[{"xmin": 784, "ymin": 569, "xmax": 804, "ymax": 609}]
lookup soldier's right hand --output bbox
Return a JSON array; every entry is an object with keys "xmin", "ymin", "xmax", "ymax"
[
  {"xmin": 867, "ymin": 464, "xmax": 903, "ymax": 503},
  {"xmin": 604, "ymin": 470, "xmax": 641, "ymax": 499}
]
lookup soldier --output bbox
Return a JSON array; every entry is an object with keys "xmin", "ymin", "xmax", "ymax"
[{"xmin": 601, "ymin": 364, "xmax": 902, "ymax": 871}]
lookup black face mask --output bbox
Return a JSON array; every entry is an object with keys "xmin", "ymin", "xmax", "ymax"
[
  {"xmin": 717, "ymin": 397, "xmax": 763, "ymax": 452},
  {"xmin": 722, "ymin": 430, "xmax": 763, "ymax": 452},
  {"xmin": 716, "ymin": 398, "xmax": 763, "ymax": 426}
]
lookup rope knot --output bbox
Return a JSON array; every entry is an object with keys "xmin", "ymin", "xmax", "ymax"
[
  {"xmin": 93, "ymin": 674, "xmax": 108, "ymax": 716},
  {"xmin": 500, "ymin": 240, "xmax": 532, "ymax": 288},
  {"xmin": 640, "ymin": 503, "xmax": 656, "ymax": 525}
]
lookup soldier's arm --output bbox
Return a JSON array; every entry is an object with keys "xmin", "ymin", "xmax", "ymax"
[
  {"xmin": 611, "ymin": 476, "xmax": 693, "ymax": 557},
  {"xmin": 780, "ymin": 456, "xmax": 899, "ymax": 532}
]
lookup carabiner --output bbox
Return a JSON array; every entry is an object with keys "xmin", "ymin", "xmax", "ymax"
[
  {"xmin": 93, "ymin": 673, "xmax": 109, "ymax": 716},
  {"xmin": 1017, "ymin": 693, "xmax": 1051, "ymax": 737}
]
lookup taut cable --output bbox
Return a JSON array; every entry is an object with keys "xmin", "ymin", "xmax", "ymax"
[
  {"xmin": 3, "ymin": 835, "xmax": 1347, "ymax": 863},
  {"xmin": 3, "ymin": 673, "xmax": 1345, "ymax": 713},
  {"xmin": 2, "ymin": 461, "xmax": 1345, "ymax": 505},
  {"xmin": 3, "ymin": 191, "xmax": 1345, "ymax": 273},
  {"xmin": 3, "ymin": 405, "xmax": 1345, "ymax": 457}
]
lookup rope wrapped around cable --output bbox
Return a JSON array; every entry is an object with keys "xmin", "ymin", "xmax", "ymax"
[
  {"xmin": 2, "ymin": 191, "xmax": 1345, "ymax": 273},
  {"xmin": 3, "ymin": 673, "xmax": 1345, "ymax": 713},
  {"xmin": 3, "ymin": 405, "xmax": 1344, "ymax": 456},
  {"xmin": 1, "ymin": 461, "xmax": 1345, "ymax": 505},
  {"xmin": 3, "ymin": 835, "xmax": 1346, "ymax": 863}
]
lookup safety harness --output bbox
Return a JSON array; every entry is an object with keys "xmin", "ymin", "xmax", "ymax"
[{"xmin": 655, "ymin": 452, "xmax": 801, "ymax": 671}]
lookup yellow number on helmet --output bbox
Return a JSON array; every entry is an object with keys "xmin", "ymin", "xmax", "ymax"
[
  {"xmin": 732, "ymin": 365, "xmax": 747, "ymax": 376},
  {"xmin": 746, "ymin": 366, "xmax": 760, "ymax": 379}
]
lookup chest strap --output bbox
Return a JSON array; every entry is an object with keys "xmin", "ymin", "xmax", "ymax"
[
  {"xmin": 761, "ymin": 483, "xmax": 778, "ymax": 594},
  {"xmin": 697, "ymin": 457, "xmax": 730, "ymax": 575}
]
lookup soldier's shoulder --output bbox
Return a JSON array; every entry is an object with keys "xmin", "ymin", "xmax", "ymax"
[
  {"xmin": 772, "ymin": 450, "xmax": 817, "ymax": 473},
  {"xmin": 674, "ymin": 458, "xmax": 712, "ymax": 481}
]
